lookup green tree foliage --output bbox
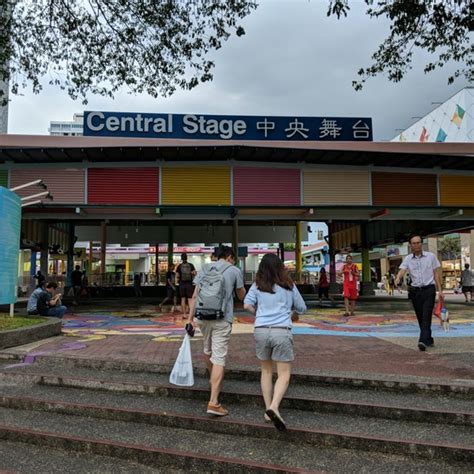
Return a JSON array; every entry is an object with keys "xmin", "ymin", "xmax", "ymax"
[
  {"xmin": 0, "ymin": 0, "xmax": 256, "ymax": 104},
  {"xmin": 438, "ymin": 235, "xmax": 461, "ymax": 261},
  {"xmin": 327, "ymin": 0, "xmax": 473, "ymax": 89}
]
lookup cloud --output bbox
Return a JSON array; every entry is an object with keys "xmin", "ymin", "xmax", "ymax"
[{"xmin": 7, "ymin": 0, "xmax": 470, "ymax": 140}]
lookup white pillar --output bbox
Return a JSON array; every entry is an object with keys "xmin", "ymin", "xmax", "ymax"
[
  {"xmin": 460, "ymin": 232, "xmax": 471, "ymax": 267},
  {"xmin": 470, "ymin": 229, "xmax": 474, "ymax": 267},
  {"xmin": 427, "ymin": 237, "xmax": 438, "ymax": 258}
]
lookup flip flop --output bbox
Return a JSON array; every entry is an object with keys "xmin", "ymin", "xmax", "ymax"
[{"xmin": 265, "ymin": 409, "xmax": 286, "ymax": 431}]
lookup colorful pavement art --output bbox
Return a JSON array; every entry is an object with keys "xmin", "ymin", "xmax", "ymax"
[{"xmin": 61, "ymin": 304, "xmax": 474, "ymax": 341}]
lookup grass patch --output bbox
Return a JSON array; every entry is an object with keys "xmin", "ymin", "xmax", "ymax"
[{"xmin": 0, "ymin": 315, "xmax": 46, "ymax": 331}]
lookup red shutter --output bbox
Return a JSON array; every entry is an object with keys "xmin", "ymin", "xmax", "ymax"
[
  {"xmin": 233, "ymin": 167, "xmax": 300, "ymax": 205},
  {"xmin": 88, "ymin": 168, "xmax": 159, "ymax": 204}
]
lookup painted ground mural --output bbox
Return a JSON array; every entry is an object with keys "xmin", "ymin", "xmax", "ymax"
[{"xmin": 59, "ymin": 304, "xmax": 474, "ymax": 341}]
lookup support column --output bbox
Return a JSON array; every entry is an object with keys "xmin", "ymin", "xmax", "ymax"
[
  {"xmin": 100, "ymin": 221, "xmax": 107, "ymax": 276},
  {"xmin": 167, "ymin": 222, "xmax": 174, "ymax": 268},
  {"xmin": 155, "ymin": 242, "xmax": 160, "ymax": 285},
  {"xmin": 328, "ymin": 222, "xmax": 338, "ymax": 295},
  {"xmin": 29, "ymin": 250, "xmax": 37, "ymax": 290},
  {"xmin": 360, "ymin": 223, "xmax": 374, "ymax": 296},
  {"xmin": 232, "ymin": 220, "xmax": 239, "ymax": 262},
  {"xmin": 66, "ymin": 222, "xmax": 75, "ymax": 288},
  {"xmin": 88, "ymin": 241, "xmax": 93, "ymax": 276},
  {"xmin": 470, "ymin": 229, "xmax": 474, "ymax": 267},
  {"xmin": 279, "ymin": 243, "xmax": 285, "ymax": 263},
  {"xmin": 295, "ymin": 222, "xmax": 302, "ymax": 282},
  {"xmin": 460, "ymin": 232, "xmax": 470, "ymax": 267},
  {"xmin": 40, "ymin": 223, "xmax": 49, "ymax": 278},
  {"xmin": 427, "ymin": 237, "xmax": 438, "ymax": 258}
]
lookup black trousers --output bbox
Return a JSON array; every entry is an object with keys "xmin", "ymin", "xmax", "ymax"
[{"xmin": 409, "ymin": 285, "xmax": 435, "ymax": 345}]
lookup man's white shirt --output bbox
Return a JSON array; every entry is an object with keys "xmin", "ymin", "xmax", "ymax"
[{"xmin": 400, "ymin": 251, "xmax": 440, "ymax": 287}]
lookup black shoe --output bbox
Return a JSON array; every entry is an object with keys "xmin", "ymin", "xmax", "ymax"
[
  {"xmin": 418, "ymin": 342, "xmax": 427, "ymax": 351},
  {"xmin": 426, "ymin": 341, "xmax": 435, "ymax": 347}
]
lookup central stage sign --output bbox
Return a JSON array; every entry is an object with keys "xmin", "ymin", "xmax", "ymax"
[{"xmin": 84, "ymin": 111, "xmax": 372, "ymax": 141}]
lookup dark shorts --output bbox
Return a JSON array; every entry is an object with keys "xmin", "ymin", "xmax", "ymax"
[
  {"xmin": 462, "ymin": 286, "xmax": 473, "ymax": 293},
  {"xmin": 166, "ymin": 286, "xmax": 176, "ymax": 299},
  {"xmin": 179, "ymin": 281, "xmax": 194, "ymax": 299},
  {"xmin": 318, "ymin": 286, "xmax": 329, "ymax": 298}
]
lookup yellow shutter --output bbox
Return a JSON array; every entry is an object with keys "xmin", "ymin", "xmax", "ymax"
[
  {"xmin": 162, "ymin": 167, "xmax": 231, "ymax": 205},
  {"xmin": 439, "ymin": 176, "xmax": 474, "ymax": 206}
]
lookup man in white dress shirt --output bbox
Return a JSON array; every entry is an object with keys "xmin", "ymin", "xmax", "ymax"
[{"xmin": 395, "ymin": 234, "xmax": 444, "ymax": 351}]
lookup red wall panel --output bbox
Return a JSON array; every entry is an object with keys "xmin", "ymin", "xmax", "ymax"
[
  {"xmin": 88, "ymin": 168, "xmax": 159, "ymax": 204},
  {"xmin": 233, "ymin": 167, "xmax": 301, "ymax": 205},
  {"xmin": 372, "ymin": 172, "xmax": 437, "ymax": 206}
]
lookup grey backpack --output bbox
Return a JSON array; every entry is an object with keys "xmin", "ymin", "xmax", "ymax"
[{"xmin": 195, "ymin": 263, "xmax": 231, "ymax": 320}]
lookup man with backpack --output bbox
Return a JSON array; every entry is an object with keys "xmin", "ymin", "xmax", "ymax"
[
  {"xmin": 176, "ymin": 252, "xmax": 196, "ymax": 318},
  {"xmin": 188, "ymin": 246, "xmax": 246, "ymax": 416}
]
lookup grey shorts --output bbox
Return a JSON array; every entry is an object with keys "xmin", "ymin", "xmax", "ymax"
[
  {"xmin": 254, "ymin": 327, "xmax": 294, "ymax": 362},
  {"xmin": 198, "ymin": 319, "xmax": 232, "ymax": 366}
]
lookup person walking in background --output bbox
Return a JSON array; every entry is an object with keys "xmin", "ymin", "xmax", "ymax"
[
  {"xmin": 176, "ymin": 252, "xmax": 196, "ymax": 319},
  {"xmin": 338, "ymin": 255, "xmax": 359, "ymax": 316},
  {"xmin": 244, "ymin": 253, "xmax": 306, "ymax": 431},
  {"xmin": 159, "ymin": 264, "xmax": 178, "ymax": 312},
  {"xmin": 71, "ymin": 265, "xmax": 83, "ymax": 305},
  {"xmin": 34, "ymin": 270, "xmax": 45, "ymax": 288},
  {"xmin": 133, "ymin": 273, "xmax": 142, "ymax": 297},
  {"xmin": 461, "ymin": 263, "xmax": 473, "ymax": 303},
  {"xmin": 317, "ymin": 267, "xmax": 334, "ymax": 306},
  {"xmin": 395, "ymin": 233, "xmax": 443, "ymax": 351},
  {"xmin": 384, "ymin": 271, "xmax": 393, "ymax": 295}
]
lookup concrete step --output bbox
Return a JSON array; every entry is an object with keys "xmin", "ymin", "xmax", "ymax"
[
  {"xmin": 0, "ymin": 381, "xmax": 472, "ymax": 464},
  {"xmin": 1, "ymin": 355, "xmax": 473, "ymax": 396},
  {"xmin": 1, "ymin": 363, "xmax": 472, "ymax": 427},
  {"xmin": 0, "ymin": 439, "xmax": 160, "ymax": 473},
  {"xmin": 0, "ymin": 406, "xmax": 471, "ymax": 473}
]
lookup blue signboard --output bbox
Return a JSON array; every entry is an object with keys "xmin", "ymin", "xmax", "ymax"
[
  {"xmin": 0, "ymin": 187, "xmax": 21, "ymax": 304},
  {"xmin": 84, "ymin": 111, "xmax": 372, "ymax": 141}
]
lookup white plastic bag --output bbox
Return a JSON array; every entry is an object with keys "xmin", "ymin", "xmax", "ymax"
[{"xmin": 169, "ymin": 334, "xmax": 194, "ymax": 386}]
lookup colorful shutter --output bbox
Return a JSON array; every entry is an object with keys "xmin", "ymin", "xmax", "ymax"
[
  {"xmin": 372, "ymin": 172, "xmax": 437, "ymax": 205},
  {"xmin": 9, "ymin": 168, "xmax": 85, "ymax": 203},
  {"xmin": 439, "ymin": 176, "xmax": 474, "ymax": 206},
  {"xmin": 233, "ymin": 167, "xmax": 300, "ymax": 205},
  {"xmin": 0, "ymin": 169, "xmax": 7, "ymax": 187},
  {"xmin": 161, "ymin": 167, "xmax": 230, "ymax": 205},
  {"xmin": 303, "ymin": 170, "xmax": 370, "ymax": 205},
  {"xmin": 88, "ymin": 168, "xmax": 159, "ymax": 204}
]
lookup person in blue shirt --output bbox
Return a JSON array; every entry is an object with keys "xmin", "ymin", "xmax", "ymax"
[
  {"xmin": 244, "ymin": 253, "xmax": 306, "ymax": 431},
  {"xmin": 27, "ymin": 281, "xmax": 46, "ymax": 315}
]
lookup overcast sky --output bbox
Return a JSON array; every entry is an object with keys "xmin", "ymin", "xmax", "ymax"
[{"xmin": 7, "ymin": 0, "xmax": 471, "ymax": 141}]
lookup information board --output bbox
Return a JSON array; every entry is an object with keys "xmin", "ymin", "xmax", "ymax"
[{"xmin": 0, "ymin": 187, "xmax": 21, "ymax": 304}]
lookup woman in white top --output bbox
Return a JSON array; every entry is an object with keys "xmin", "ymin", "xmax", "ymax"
[{"xmin": 244, "ymin": 253, "xmax": 306, "ymax": 431}]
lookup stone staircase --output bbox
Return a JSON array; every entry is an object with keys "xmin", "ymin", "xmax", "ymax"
[{"xmin": 0, "ymin": 356, "xmax": 472, "ymax": 473}]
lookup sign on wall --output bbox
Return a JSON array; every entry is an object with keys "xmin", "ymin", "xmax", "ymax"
[
  {"xmin": 84, "ymin": 111, "xmax": 372, "ymax": 141},
  {"xmin": 0, "ymin": 187, "xmax": 21, "ymax": 305}
]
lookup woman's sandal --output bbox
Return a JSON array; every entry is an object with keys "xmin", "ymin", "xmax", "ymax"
[{"xmin": 265, "ymin": 409, "xmax": 286, "ymax": 431}]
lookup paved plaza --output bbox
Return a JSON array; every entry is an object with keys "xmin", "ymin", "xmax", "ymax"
[{"xmin": 2, "ymin": 297, "xmax": 473, "ymax": 383}]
